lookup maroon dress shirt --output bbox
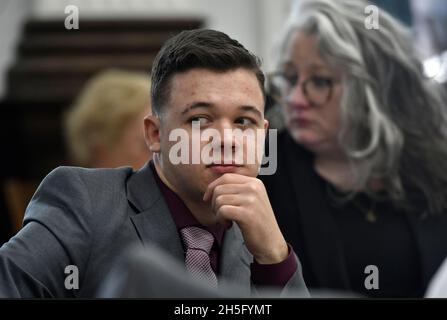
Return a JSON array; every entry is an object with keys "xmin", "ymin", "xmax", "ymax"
[{"xmin": 150, "ymin": 161, "xmax": 297, "ymax": 287}]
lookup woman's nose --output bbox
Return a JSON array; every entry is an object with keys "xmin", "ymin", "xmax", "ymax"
[{"xmin": 287, "ymin": 83, "xmax": 311, "ymax": 110}]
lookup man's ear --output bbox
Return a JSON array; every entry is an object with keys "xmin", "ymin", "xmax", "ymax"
[
  {"xmin": 263, "ymin": 119, "xmax": 269, "ymax": 131},
  {"xmin": 144, "ymin": 115, "xmax": 161, "ymax": 153}
]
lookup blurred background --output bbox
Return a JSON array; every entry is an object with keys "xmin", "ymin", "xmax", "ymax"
[{"xmin": 0, "ymin": 0, "xmax": 446, "ymax": 244}]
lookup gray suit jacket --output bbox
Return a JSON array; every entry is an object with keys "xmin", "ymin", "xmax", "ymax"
[{"xmin": 0, "ymin": 162, "xmax": 308, "ymax": 298}]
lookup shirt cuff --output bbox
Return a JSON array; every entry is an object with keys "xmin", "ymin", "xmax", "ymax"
[{"xmin": 250, "ymin": 244, "xmax": 298, "ymax": 288}]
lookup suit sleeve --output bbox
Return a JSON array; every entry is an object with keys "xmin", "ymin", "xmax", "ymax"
[
  {"xmin": 250, "ymin": 250, "xmax": 310, "ymax": 298},
  {"xmin": 280, "ymin": 252, "xmax": 310, "ymax": 297},
  {"xmin": 0, "ymin": 167, "xmax": 93, "ymax": 298}
]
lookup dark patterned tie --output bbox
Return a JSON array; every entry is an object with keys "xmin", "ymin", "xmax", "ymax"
[{"xmin": 180, "ymin": 226, "xmax": 218, "ymax": 287}]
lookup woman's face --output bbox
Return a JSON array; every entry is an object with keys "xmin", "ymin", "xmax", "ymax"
[
  {"xmin": 280, "ymin": 31, "xmax": 343, "ymax": 155},
  {"xmin": 93, "ymin": 109, "xmax": 151, "ymax": 170},
  {"xmin": 110, "ymin": 109, "xmax": 152, "ymax": 170}
]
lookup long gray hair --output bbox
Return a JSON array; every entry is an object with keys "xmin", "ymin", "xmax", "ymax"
[{"xmin": 275, "ymin": 0, "xmax": 447, "ymax": 214}]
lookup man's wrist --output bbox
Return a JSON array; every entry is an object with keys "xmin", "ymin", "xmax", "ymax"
[
  {"xmin": 251, "ymin": 243, "xmax": 298, "ymax": 287},
  {"xmin": 254, "ymin": 241, "xmax": 289, "ymax": 265}
]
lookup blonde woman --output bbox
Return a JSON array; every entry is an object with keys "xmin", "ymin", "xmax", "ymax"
[{"xmin": 65, "ymin": 69, "xmax": 152, "ymax": 169}]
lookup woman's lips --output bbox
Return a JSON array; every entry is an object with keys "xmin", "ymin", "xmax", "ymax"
[{"xmin": 290, "ymin": 117, "xmax": 311, "ymax": 127}]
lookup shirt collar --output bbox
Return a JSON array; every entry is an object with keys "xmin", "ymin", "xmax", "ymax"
[{"xmin": 150, "ymin": 161, "xmax": 226, "ymax": 247}]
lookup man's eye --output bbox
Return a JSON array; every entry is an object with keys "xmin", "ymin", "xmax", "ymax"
[
  {"xmin": 190, "ymin": 116, "xmax": 210, "ymax": 126},
  {"xmin": 235, "ymin": 117, "xmax": 256, "ymax": 126}
]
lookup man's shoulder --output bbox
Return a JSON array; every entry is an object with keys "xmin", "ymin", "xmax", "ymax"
[
  {"xmin": 28, "ymin": 165, "xmax": 137, "ymax": 218},
  {"xmin": 39, "ymin": 165, "xmax": 135, "ymax": 194},
  {"xmin": 46, "ymin": 165, "xmax": 134, "ymax": 183},
  {"xmin": 23, "ymin": 165, "xmax": 141, "ymax": 233}
]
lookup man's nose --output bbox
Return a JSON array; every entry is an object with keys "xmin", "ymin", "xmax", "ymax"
[{"xmin": 216, "ymin": 121, "xmax": 237, "ymax": 150}]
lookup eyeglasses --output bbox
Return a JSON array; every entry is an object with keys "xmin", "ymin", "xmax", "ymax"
[{"xmin": 267, "ymin": 71, "xmax": 337, "ymax": 106}]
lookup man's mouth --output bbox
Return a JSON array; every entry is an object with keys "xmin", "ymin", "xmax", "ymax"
[{"xmin": 207, "ymin": 163, "xmax": 243, "ymax": 174}]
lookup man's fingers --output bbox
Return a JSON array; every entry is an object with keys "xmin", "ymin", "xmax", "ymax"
[
  {"xmin": 215, "ymin": 204, "xmax": 243, "ymax": 224},
  {"xmin": 213, "ymin": 183, "xmax": 245, "ymax": 197},
  {"xmin": 210, "ymin": 184, "xmax": 247, "ymax": 213},
  {"xmin": 212, "ymin": 194, "xmax": 241, "ymax": 213},
  {"xmin": 203, "ymin": 173, "xmax": 250, "ymax": 201}
]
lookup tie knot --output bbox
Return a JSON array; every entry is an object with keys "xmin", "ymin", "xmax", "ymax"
[{"xmin": 180, "ymin": 226, "xmax": 214, "ymax": 254}]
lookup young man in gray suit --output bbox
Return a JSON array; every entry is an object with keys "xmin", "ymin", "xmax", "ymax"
[{"xmin": 0, "ymin": 29, "xmax": 308, "ymax": 298}]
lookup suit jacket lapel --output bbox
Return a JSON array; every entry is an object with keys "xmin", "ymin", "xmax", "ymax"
[
  {"xmin": 126, "ymin": 162, "xmax": 184, "ymax": 263},
  {"xmin": 283, "ymin": 133, "xmax": 351, "ymax": 289},
  {"xmin": 126, "ymin": 162, "xmax": 255, "ymax": 287},
  {"xmin": 220, "ymin": 223, "xmax": 251, "ymax": 286}
]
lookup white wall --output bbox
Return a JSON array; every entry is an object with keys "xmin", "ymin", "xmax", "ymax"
[
  {"xmin": 258, "ymin": 0, "xmax": 293, "ymax": 71},
  {"xmin": 31, "ymin": 0, "xmax": 292, "ymax": 69},
  {"xmin": 0, "ymin": 0, "xmax": 292, "ymax": 97},
  {"xmin": 0, "ymin": 0, "xmax": 30, "ymax": 99}
]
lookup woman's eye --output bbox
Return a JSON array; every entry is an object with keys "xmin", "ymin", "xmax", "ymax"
[
  {"xmin": 235, "ymin": 117, "xmax": 256, "ymax": 126},
  {"xmin": 283, "ymin": 72, "xmax": 298, "ymax": 87},
  {"xmin": 310, "ymin": 76, "xmax": 333, "ymax": 88}
]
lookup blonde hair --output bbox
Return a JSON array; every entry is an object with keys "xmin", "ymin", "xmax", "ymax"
[{"xmin": 65, "ymin": 69, "xmax": 151, "ymax": 166}]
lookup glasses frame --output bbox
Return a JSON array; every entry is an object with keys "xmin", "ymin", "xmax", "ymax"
[{"xmin": 266, "ymin": 71, "xmax": 337, "ymax": 107}]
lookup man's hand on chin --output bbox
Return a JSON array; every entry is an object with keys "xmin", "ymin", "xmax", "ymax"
[{"xmin": 203, "ymin": 173, "xmax": 288, "ymax": 265}]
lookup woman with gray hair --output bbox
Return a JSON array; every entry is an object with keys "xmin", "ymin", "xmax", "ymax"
[{"xmin": 262, "ymin": 0, "xmax": 447, "ymax": 297}]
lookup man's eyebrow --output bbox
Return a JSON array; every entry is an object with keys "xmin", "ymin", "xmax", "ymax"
[
  {"xmin": 181, "ymin": 102, "xmax": 263, "ymax": 118},
  {"xmin": 239, "ymin": 105, "xmax": 263, "ymax": 118},
  {"xmin": 181, "ymin": 102, "xmax": 212, "ymax": 115}
]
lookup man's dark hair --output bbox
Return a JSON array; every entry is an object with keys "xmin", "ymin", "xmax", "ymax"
[{"xmin": 150, "ymin": 29, "xmax": 265, "ymax": 116}]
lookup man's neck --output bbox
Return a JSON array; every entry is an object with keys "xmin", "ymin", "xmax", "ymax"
[
  {"xmin": 153, "ymin": 160, "xmax": 217, "ymax": 226},
  {"xmin": 181, "ymin": 199, "xmax": 217, "ymax": 226}
]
